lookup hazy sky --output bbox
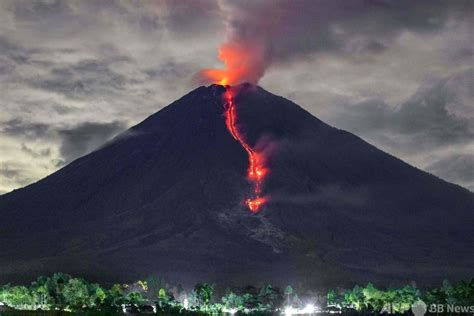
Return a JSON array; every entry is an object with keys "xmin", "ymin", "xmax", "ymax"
[{"xmin": 0, "ymin": 0, "xmax": 473, "ymax": 194}]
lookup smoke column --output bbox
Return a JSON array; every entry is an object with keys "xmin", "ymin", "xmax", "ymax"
[
  {"xmin": 197, "ymin": 1, "xmax": 274, "ymax": 85},
  {"xmin": 199, "ymin": 1, "xmax": 283, "ymax": 210}
]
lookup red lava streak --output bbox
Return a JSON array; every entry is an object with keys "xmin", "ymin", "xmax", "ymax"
[{"xmin": 223, "ymin": 88, "xmax": 268, "ymax": 212}]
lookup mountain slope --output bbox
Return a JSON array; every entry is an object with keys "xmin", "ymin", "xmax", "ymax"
[{"xmin": 0, "ymin": 83, "xmax": 472, "ymax": 288}]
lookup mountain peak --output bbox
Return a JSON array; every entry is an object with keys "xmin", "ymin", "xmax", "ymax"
[{"xmin": 0, "ymin": 85, "xmax": 473, "ymax": 287}]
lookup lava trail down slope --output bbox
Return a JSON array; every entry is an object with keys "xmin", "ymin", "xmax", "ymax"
[{"xmin": 223, "ymin": 86, "xmax": 267, "ymax": 212}]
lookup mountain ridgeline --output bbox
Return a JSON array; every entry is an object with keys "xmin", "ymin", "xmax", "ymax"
[{"xmin": 0, "ymin": 83, "xmax": 473, "ymax": 288}]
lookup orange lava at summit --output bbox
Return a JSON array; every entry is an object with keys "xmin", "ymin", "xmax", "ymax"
[
  {"xmin": 199, "ymin": 41, "xmax": 265, "ymax": 86},
  {"xmin": 223, "ymin": 88, "xmax": 268, "ymax": 212}
]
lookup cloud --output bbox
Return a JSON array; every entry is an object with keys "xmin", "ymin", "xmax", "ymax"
[
  {"xmin": 0, "ymin": 0, "xmax": 220, "ymax": 193},
  {"xmin": 57, "ymin": 121, "xmax": 127, "ymax": 164},
  {"xmin": 0, "ymin": 118, "xmax": 127, "ymax": 193},
  {"xmin": 0, "ymin": 0, "xmax": 472, "ymax": 194},
  {"xmin": 28, "ymin": 59, "xmax": 131, "ymax": 99},
  {"xmin": 1, "ymin": 118, "xmax": 51, "ymax": 139},
  {"xmin": 332, "ymin": 69, "xmax": 473, "ymax": 150},
  {"xmin": 0, "ymin": 164, "xmax": 20, "ymax": 179},
  {"xmin": 328, "ymin": 69, "xmax": 474, "ymax": 190},
  {"xmin": 427, "ymin": 154, "xmax": 474, "ymax": 191},
  {"xmin": 159, "ymin": 0, "xmax": 221, "ymax": 36},
  {"xmin": 0, "ymin": 161, "xmax": 38, "ymax": 189},
  {"xmin": 21, "ymin": 143, "xmax": 51, "ymax": 158}
]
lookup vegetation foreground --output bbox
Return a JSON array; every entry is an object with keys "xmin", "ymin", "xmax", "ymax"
[{"xmin": 1, "ymin": 273, "xmax": 473, "ymax": 315}]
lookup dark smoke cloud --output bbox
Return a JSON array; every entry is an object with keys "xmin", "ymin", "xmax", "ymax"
[{"xmin": 213, "ymin": 0, "xmax": 472, "ymax": 83}]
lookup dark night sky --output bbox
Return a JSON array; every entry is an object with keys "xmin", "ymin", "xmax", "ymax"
[{"xmin": 0, "ymin": 0, "xmax": 472, "ymax": 193}]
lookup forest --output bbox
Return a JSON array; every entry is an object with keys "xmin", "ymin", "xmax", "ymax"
[{"xmin": 1, "ymin": 273, "xmax": 474, "ymax": 314}]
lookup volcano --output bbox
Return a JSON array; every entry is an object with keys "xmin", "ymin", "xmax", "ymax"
[{"xmin": 0, "ymin": 84, "xmax": 473, "ymax": 288}]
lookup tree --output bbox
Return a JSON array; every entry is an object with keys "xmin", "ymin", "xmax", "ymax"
[
  {"xmin": 54, "ymin": 277, "xmax": 106, "ymax": 311},
  {"xmin": 257, "ymin": 285, "xmax": 282, "ymax": 311},
  {"xmin": 127, "ymin": 291, "xmax": 147, "ymax": 308},
  {"xmin": 284, "ymin": 285, "xmax": 294, "ymax": 306},
  {"xmin": 1, "ymin": 285, "xmax": 34, "ymax": 309},
  {"xmin": 136, "ymin": 280, "xmax": 148, "ymax": 292},
  {"xmin": 47, "ymin": 272, "xmax": 72, "ymax": 310},
  {"xmin": 145, "ymin": 276, "xmax": 167, "ymax": 301},
  {"xmin": 454, "ymin": 280, "xmax": 474, "ymax": 305},
  {"xmin": 362, "ymin": 283, "xmax": 383, "ymax": 312},
  {"xmin": 88, "ymin": 282, "xmax": 107, "ymax": 308},
  {"xmin": 381, "ymin": 288, "xmax": 397, "ymax": 314},
  {"xmin": 30, "ymin": 276, "xmax": 53, "ymax": 309},
  {"xmin": 327, "ymin": 290, "xmax": 337, "ymax": 306},
  {"xmin": 193, "ymin": 283, "xmax": 214, "ymax": 309},
  {"xmin": 342, "ymin": 285, "xmax": 365, "ymax": 311},
  {"xmin": 424, "ymin": 280, "xmax": 459, "ymax": 306},
  {"xmin": 242, "ymin": 293, "xmax": 257, "ymax": 310},
  {"xmin": 394, "ymin": 285, "xmax": 419, "ymax": 313},
  {"xmin": 156, "ymin": 287, "xmax": 173, "ymax": 308},
  {"xmin": 62, "ymin": 278, "xmax": 91, "ymax": 310},
  {"xmin": 104, "ymin": 284, "xmax": 126, "ymax": 311},
  {"xmin": 222, "ymin": 291, "xmax": 244, "ymax": 311}
]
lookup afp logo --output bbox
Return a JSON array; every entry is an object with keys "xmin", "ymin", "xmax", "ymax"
[{"xmin": 411, "ymin": 300, "xmax": 427, "ymax": 316}]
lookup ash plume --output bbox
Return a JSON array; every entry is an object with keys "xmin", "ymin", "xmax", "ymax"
[{"xmin": 197, "ymin": 0, "xmax": 470, "ymax": 85}]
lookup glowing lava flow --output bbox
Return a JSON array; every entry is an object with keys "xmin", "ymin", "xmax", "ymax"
[{"xmin": 223, "ymin": 88, "xmax": 268, "ymax": 212}]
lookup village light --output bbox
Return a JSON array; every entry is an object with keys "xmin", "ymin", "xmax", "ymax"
[
  {"xmin": 223, "ymin": 307, "xmax": 238, "ymax": 315},
  {"xmin": 300, "ymin": 303, "xmax": 316, "ymax": 314},
  {"xmin": 283, "ymin": 304, "xmax": 318, "ymax": 315},
  {"xmin": 284, "ymin": 305, "xmax": 297, "ymax": 315}
]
